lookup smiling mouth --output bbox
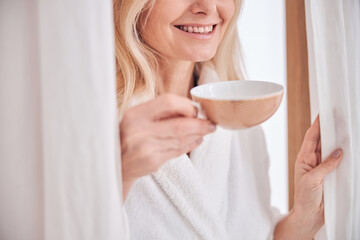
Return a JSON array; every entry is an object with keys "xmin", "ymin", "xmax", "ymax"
[{"xmin": 175, "ymin": 24, "xmax": 216, "ymax": 34}]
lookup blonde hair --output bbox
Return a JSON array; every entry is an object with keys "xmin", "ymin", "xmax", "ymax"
[{"xmin": 114, "ymin": 0, "xmax": 246, "ymax": 113}]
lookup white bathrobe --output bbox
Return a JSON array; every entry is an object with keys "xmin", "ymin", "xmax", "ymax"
[{"xmin": 124, "ymin": 67, "xmax": 283, "ymax": 240}]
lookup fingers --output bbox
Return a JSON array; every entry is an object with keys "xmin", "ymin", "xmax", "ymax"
[
  {"xmin": 156, "ymin": 133, "xmax": 203, "ymax": 152},
  {"xmin": 120, "ymin": 94, "xmax": 214, "ymax": 182},
  {"xmin": 150, "ymin": 117, "xmax": 215, "ymax": 164},
  {"xmin": 300, "ymin": 115, "xmax": 321, "ymax": 154},
  {"xmin": 159, "ymin": 138, "xmax": 204, "ymax": 160},
  {"xmin": 316, "ymin": 135, "xmax": 321, "ymax": 153},
  {"xmin": 155, "ymin": 117, "xmax": 216, "ymax": 138},
  {"xmin": 308, "ymin": 148, "xmax": 343, "ymax": 182},
  {"xmin": 145, "ymin": 94, "xmax": 198, "ymax": 120}
]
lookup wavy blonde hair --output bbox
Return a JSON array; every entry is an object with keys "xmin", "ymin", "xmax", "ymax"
[{"xmin": 114, "ymin": 0, "xmax": 246, "ymax": 113}]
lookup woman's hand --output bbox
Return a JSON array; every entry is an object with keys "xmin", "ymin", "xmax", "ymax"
[
  {"xmin": 274, "ymin": 116, "xmax": 343, "ymax": 239},
  {"xmin": 293, "ymin": 115, "xmax": 342, "ymax": 236},
  {"xmin": 120, "ymin": 94, "xmax": 216, "ymax": 200}
]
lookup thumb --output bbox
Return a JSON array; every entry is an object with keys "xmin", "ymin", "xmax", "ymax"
[{"xmin": 309, "ymin": 149, "xmax": 343, "ymax": 181}]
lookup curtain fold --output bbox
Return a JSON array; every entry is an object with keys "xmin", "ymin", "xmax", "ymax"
[
  {"xmin": 0, "ymin": 1, "xmax": 127, "ymax": 239},
  {"xmin": 305, "ymin": 0, "xmax": 360, "ymax": 239}
]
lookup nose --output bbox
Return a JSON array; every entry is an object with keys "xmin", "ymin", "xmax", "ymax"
[{"xmin": 190, "ymin": 0, "xmax": 217, "ymax": 16}]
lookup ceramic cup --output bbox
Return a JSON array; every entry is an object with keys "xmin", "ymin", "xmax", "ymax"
[{"xmin": 190, "ymin": 80, "xmax": 284, "ymax": 129}]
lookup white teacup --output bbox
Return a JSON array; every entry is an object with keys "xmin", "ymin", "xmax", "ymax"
[{"xmin": 190, "ymin": 80, "xmax": 284, "ymax": 129}]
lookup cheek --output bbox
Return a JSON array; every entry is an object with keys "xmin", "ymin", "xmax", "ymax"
[
  {"xmin": 140, "ymin": 5, "xmax": 178, "ymax": 56},
  {"xmin": 224, "ymin": 0, "xmax": 236, "ymax": 20},
  {"xmin": 218, "ymin": 1, "xmax": 236, "ymax": 41},
  {"xmin": 141, "ymin": 19, "xmax": 168, "ymax": 54}
]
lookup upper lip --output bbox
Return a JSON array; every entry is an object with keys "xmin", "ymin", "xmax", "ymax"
[{"xmin": 173, "ymin": 23, "xmax": 219, "ymax": 27}]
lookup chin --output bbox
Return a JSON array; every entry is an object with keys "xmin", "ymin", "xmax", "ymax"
[
  {"xmin": 185, "ymin": 49, "xmax": 217, "ymax": 62},
  {"xmin": 192, "ymin": 56, "xmax": 215, "ymax": 62}
]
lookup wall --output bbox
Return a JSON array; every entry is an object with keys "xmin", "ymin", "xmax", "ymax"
[{"xmin": 237, "ymin": 0, "xmax": 288, "ymax": 213}]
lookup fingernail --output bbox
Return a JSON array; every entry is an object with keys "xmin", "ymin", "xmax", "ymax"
[
  {"xmin": 208, "ymin": 124, "xmax": 216, "ymax": 132},
  {"xmin": 331, "ymin": 149, "xmax": 342, "ymax": 159},
  {"xmin": 196, "ymin": 138, "xmax": 203, "ymax": 144}
]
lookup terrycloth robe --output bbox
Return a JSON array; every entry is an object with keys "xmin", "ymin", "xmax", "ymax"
[{"xmin": 124, "ymin": 67, "xmax": 282, "ymax": 240}]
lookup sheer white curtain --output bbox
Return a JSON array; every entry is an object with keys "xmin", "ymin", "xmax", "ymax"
[
  {"xmin": 305, "ymin": 0, "xmax": 360, "ymax": 239},
  {"xmin": 0, "ymin": 1, "xmax": 127, "ymax": 239}
]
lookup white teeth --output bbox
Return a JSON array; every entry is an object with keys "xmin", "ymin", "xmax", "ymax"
[{"xmin": 177, "ymin": 25, "xmax": 214, "ymax": 34}]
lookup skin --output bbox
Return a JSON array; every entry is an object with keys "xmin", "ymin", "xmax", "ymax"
[
  {"xmin": 140, "ymin": 0, "xmax": 234, "ymax": 96},
  {"xmin": 119, "ymin": 0, "xmax": 343, "ymax": 238},
  {"xmin": 273, "ymin": 116, "xmax": 342, "ymax": 239},
  {"xmin": 121, "ymin": 94, "xmax": 216, "ymax": 196},
  {"xmin": 121, "ymin": 0, "xmax": 234, "ymax": 197}
]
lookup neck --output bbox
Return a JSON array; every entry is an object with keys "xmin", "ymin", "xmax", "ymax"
[{"xmin": 156, "ymin": 59, "xmax": 196, "ymax": 99}]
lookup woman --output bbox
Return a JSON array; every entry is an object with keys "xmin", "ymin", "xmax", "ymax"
[{"xmin": 114, "ymin": 0, "xmax": 343, "ymax": 239}]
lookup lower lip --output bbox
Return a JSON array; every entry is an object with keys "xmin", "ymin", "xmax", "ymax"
[{"xmin": 174, "ymin": 25, "xmax": 217, "ymax": 40}]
